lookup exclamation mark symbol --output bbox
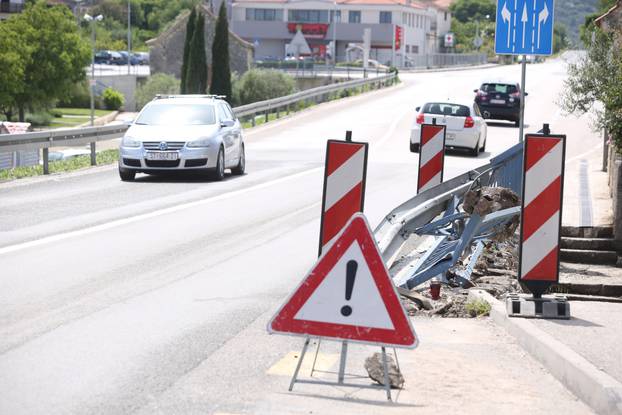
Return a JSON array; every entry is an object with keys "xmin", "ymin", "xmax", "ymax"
[{"xmin": 340, "ymin": 260, "xmax": 357, "ymax": 317}]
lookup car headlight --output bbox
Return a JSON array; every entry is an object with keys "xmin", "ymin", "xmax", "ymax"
[
  {"xmin": 121, "ymin": 136, "xmax": 141, "ymax": 148},
  {"xmin": 187, "ymin": 138, "xmax": 211, "ymax": 148}
]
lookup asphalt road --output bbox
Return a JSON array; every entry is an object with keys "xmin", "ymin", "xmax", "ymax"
[{"xmin": 0, "ymin": 56, "xmax": 602, "ymax": 414}]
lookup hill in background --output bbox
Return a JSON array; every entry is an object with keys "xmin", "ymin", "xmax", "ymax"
[{"xmin": 554, "ymin": 0, "xmax": 599, "ymax": 46}]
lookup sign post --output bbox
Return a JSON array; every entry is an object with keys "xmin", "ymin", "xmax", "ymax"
[
  {"xmin": 508, "ymin": 124, "xmax": 570, "ymax": 319},
  {"xmin": 268, "ymin": 213, "xmax": 418, "ymax": 399},
  {"xmin": 494, "ymin": 0, "xmax": 555, "ymax": 141},
  {"xmin": 417, "ymin": 122, "xmax": 446, "ymax": 193}
]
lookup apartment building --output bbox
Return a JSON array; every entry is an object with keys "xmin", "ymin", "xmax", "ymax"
[{"xmin": 230, "ymin": 0, "xmax": 452, "ymax": 66}]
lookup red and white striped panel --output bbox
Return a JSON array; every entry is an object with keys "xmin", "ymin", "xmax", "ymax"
[
  {"xmin": 520, "ymin": 135, "xmax": 565, "ymax": 284},
  {"xmin": 319, "ymin": 140, "xmax": 368, "ymax": 255},
  {"xmin": 417, "ymin": 124, "xmax": 446, "ymax": 193}
]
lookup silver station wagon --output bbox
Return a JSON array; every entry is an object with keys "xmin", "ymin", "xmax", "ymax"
[{"xmin": 118, "ymin": 95, "xmax": 245, "ymax": 181}]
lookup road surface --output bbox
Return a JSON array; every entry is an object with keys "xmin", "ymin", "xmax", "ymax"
[{"xmin": 0, "ymin": 56, "xmax": 599, "ymax": 414}]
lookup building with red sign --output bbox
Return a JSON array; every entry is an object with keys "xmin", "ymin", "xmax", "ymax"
[{"xmin": 230, "ymin": 0, "xmax": 451, "ymax": 66}]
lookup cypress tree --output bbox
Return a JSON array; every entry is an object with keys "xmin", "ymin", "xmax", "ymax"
[
  {"xmin": 185, "ymin": 11, "xmax": 208, "ymax": 94},
  {"xmin": 180, "ymin": 7, "xmax": 197, "ymax": 94},
  {"xmin": 210, "ymin": 2, "xmax": 232, "ymax": 100}
]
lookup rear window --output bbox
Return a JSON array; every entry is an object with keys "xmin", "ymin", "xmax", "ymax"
[
  {"xmin": 135, "ymin": 103, "xmax": 217, "ymax": 126},
  {"xmin": 481, "ymin": 83, "xmax": 518, "ymax": 94},
  {"xmin": 422, "ymin": 103, "xmax": 471, "ymax": 117}
]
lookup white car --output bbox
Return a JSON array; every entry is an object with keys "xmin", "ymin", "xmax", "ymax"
[
  {"xmin": 118, "ymin": 95, "xmax": 245, "ymax": 181},
  {"xmin": 410, "ymin": 101, "xmax": 487, "ymax": 157}
]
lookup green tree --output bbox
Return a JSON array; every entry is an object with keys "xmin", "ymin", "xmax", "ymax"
[
  {"xmin": 136, "ymin": 73, "xmax": 180, "ymax": 109},
  {"xmin": 0, "ymin": 19, "xmax": 32, "ymax": 121},
  {"xmin": 210, "ymin": 2, "xmax": 232, "ymax": 100},
  {"xmin": 233, "ymin": 69, "xmax": 296, "ymax": 106},
  {"xmin": 185, "ymin": 11, "xmax": 207, "ymax": 94},
  {"xmin": 3, "ymin": 1, "xmax": 90, "ymax": 121},
  {"xmin": 449, "ymin": 0, "xmax": 496, "ymax": 23},
  {"xmin": 562, "ymin": 30, "xmax": 622, "ymax": 150},
  {"xmin": 580, "ymin": 0, "xmax": 617, "ymax": 45},
  {"xmin": 553, "ymin": 23, "xmax": 570, "ymax": 54},
  {"xmin": 180, "ymin": 7, "xmax": 197, "ymax": 94}
]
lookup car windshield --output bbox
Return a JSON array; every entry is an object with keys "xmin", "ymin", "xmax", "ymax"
[
  {"xmin": 481, "ymin": 83, "xmax": 518, "ymax": 94},
  {"xmin": 135, "ymin": 103, "xmax": 217, "ymax": 126},
  {"xmin": 422, "ymin": 103, "xmax": 470, "ymax": 117}
]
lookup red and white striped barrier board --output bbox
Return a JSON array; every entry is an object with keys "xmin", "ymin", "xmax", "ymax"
[
  {"xmin": 417, "ymin": 124, "xmax": 446, "ymax": 193},
  {"xmin": 519, "ymin": 133, "xmax": 566, "ymax": 297},
  {"xmin": 319, "ymin": 139, "xmax": 368, "ymax": 256}
]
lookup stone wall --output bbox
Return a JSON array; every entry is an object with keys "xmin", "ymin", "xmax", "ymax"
[
  {"xmin": 147, "ymin": 5, "xmax": 253, "ymax": 84},
  {"xmin": 607, "ymin": 138, "xmax": 622, "ymax": 250}
]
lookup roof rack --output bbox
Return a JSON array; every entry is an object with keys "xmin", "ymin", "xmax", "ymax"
[{"xmin": 153, "ymin": 94, "xmax": 227, "ymax": 100}]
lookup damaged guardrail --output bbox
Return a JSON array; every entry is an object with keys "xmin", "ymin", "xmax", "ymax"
[{"xmin": 373, "ymin": 142, "xmax": 524, "ymax": 288}]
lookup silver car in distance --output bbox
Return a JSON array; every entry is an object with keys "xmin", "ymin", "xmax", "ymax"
[{"xmin": 118, "ymin": 95, "xmax": 245, "ymax": 181}]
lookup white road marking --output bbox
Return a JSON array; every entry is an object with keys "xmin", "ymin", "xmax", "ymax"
[
  {"xmin": 0, "ymin": 167, "xmax": 323, "ymax": 256},
  {"xmin": 374, "ymin": 107, "xmax": 412, "ymax": 148}
]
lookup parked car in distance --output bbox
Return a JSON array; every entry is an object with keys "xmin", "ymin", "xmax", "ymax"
[
  {"xmin": 410, "ymin": 101, "xmax": 487, "ymax": 157},
  {"xmin": 132, "ymin": 52, "xmax": 149, "ymax": 65},
  {"xmin": 118, "ymin": 95, "xmax": 246, "ymax": 181},
  {"xmin": 474, "ymin": 81, "xmax": 527, "ymax": 127},
  {"xmin": 94, "ymin": 50, "xmax": 112, "ymax": 64}
]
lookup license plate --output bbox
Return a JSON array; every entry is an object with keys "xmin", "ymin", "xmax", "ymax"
[
  {"xmin": 146, "ymin": 151, "xmax": 178, "ymax": 161},
  {"xmin": 446, "ymin": 133, "xmax": 456, "ymax": 140},
  {"xmin": 490, "ymin": 99, "xmax": 506, "ymax": 104}
]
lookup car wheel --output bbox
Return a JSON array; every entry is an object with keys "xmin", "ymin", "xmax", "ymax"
[
  {"xmin": 410, "ymin": 143, "xmax": 420, "ymax": 153},
  {"xmin": 211, "ymin": 147, "xmax": 225, "ymax": 181},
  {"xmin": 119, "ymin": 165, "xmax": 135, "ymax": 181},
  {"xmin": 231, "ymin": 143, "xmax": 245, "ymax": 175},
  {"xmin": 470, "ymin": 140, "xmax": 479, "ymax": 157}
]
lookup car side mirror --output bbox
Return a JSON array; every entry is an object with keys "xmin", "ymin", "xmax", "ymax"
[
  {"xmin": 473, "ymin": 89, "xmax": 479, "ymax": 93},
  {"xmin": 524, "ymin": 92, "xmax": 529, "ymax": 96},
  {"xmin": 415, "ymin": 106, "xmax": 420, "ymax": 112},
  {"xmin": 220, "ymin": 120, "xmax": 234, "ymax": 128}
]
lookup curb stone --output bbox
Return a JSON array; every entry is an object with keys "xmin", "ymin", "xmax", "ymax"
[{"xmin": 469, "ymin": 289, "xmax": 622, "ymax": 415}]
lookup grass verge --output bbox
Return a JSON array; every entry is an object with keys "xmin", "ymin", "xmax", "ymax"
[{"xmin": 0, "ymin": 149, "xmax": 119, "ymax": 181}]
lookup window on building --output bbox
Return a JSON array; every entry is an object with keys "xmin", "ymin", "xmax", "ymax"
[
  {"xmin": 405, "ymin": 45, "xmax": 410, "ymax": 53},
  {"xmin": 412, "ymin": 45, "xmax": 419, "ymax": 54},
  {"xmin": 379, "ymin": 11, "xmax": 391, "ymax": 24},
  {"xmin": 444, "ymin": 11, "xmax": 448, "ymax": 21},
  {"xmin": 246, "ymin": 8, "xmax": 283, "ymax": 21},
  {"xmin": 348, "ymin": 10, "xmax": 361, "ymax": 23},
  {"xmin": 288, "ymin": 9, "xmax": 329, "ymax": 23},
  {"xmin": 330, "ymin": 10, "xmax": 341, "ymax": 22}
]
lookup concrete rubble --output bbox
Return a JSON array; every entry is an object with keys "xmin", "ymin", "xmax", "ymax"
[{"xmin": 364, "ymin": 352, "xmax": 404, "ymax": 389}]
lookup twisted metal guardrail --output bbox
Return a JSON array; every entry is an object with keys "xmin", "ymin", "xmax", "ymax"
[
  {"xmin": 0, "ymin": 72, "xmax": 397, "ymax": 173},
  {"xmin": 374, "ymin": 142, "xmax": 524, "ymax": 283}
]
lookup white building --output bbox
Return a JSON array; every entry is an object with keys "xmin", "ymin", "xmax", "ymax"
[{"xmin": 230, "ymin": 0, "xmax": 452, "ymax": 66}]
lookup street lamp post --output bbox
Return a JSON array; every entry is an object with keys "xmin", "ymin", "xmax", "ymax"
[
  {"xmin": 84, "ymin": 13, "xmax": 103, "ymax": 166},
  {"xmin": 127, "ymin": 1, "xmax": 131, "ymax": 75}
]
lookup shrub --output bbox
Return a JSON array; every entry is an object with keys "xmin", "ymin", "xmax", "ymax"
[
  {"xmin": 102, "ymin": 88, "xmax": 124, "ymax": 110},
  {"xmin": 233, "ymin": 69, "xmax": 296, "ymax": 106},
  {"xmin": 57, "ymin": 80, "xmax": 91, "ymax": 108},
  {"xmin": 465, "ymin": 299, "xmax": 491, "ymax": 318},
  {"xmin": 136, "ymin": 73, "xmax": 180, "ymax": 110},
  {"xmin": 25, "ymin": 111, "xmax": 53, "ymax": 126}
]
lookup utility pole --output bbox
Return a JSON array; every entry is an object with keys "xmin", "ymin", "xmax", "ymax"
[
  {"xmin": 84, "ymin": 13, "xmax": 103, "ymax": 165},
  {"xmin": 127, "ymin": 0, "xmax": 131, "ymax": 75}
]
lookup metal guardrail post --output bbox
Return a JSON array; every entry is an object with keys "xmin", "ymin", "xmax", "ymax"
[
  {"xmin": 42, "ymin": 148, "xmax": 49, "ymax": 175},
  {"xmin": 265, "ymin": 110, "xmax": 269, "ymax": 123},
  {"xmin": 276, "ymin": 107, "xmax": 280, "ymax": 119},
  {"xmin": 90, "ymin": 142, "xmax": 96, "ymax": 166}
]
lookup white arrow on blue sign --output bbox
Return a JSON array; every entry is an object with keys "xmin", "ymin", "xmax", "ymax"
[{"xmin": 495, "ymin": 0, "xmax": 554, "ymax": 56}]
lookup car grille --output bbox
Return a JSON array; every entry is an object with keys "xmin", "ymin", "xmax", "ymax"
[
  {"xmin": 123, "ymin": 158, "xmax": 141, "ymax": 167},
  {"xmin": 185, "ymin": 158, "xmax": 208, "ymax": 167},
  {"xmin": 145, "ymin": 160, "xmax": 180, "ymax": 168},
  {"xmin": 143, "ymin": 141, "xmax": 185, "ymax": 150}
]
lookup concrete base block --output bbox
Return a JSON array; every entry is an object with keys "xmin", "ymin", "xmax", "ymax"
[{"xmin": 506, "ymin": 294, "xmax": 571, "ymax": 319}]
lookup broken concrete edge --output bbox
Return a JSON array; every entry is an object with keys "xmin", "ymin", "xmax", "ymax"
[{"xmin": 468, "ymin": 289, "xmax": 622, "ymax": 415}]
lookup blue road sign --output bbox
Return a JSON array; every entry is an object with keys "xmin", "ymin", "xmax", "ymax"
[{"xmin": 495, "ymin": 0, "xmax": 554, "ymax": 56}]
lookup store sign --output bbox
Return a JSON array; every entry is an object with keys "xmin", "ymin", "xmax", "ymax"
[
  {"xmin": 444, "ymin": 32, "xmax": 454, "ymax": 47},
  {"xmin": 395, "ymin": 25, "xmax": 403, "ymax": 50},
  {"xmin": 287, "ymin": 23, "xmax": 329, "ymax": 39}
]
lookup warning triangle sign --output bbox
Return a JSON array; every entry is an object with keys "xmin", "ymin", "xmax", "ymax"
[{"xmin": 268, "ymin": 213, "xmax": 418, "ymax": 348}]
